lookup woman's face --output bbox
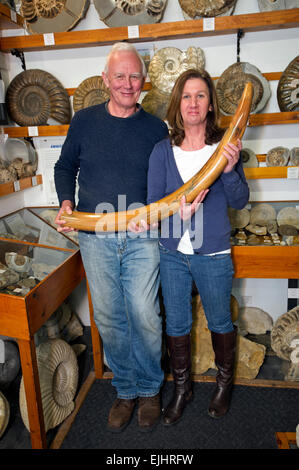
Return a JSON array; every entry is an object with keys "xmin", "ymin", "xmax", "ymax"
[{"xmin": 180, "ymin": 78, "xmax": 212, "ymax": 128}]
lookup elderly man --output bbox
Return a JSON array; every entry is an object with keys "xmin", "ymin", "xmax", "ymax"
[{"xmin": 54, "ymin": 43, "xmax": 168, "ymax": 432}]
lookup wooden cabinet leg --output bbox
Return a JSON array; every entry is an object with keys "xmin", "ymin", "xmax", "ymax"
[
  {"xmin": 86, "ymin": 280, "xmax": 104, "ymax": 379},
  {"xmin": 18, "ymin": 338, "xmax": 47, "ymax": 449}
]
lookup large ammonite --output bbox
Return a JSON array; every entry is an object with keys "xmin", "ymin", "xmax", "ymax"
[
  {"xmin": 271, "ymin": 306, "xmax": 299, "ymax": 361},
  {"xmin": 277, "ymin": 56, "xmax": 299, "ymax": 112},
  {"xmin": 73, "ymin": 76, "xmax": 110, "ymax": 113},
  {"xmin": 94, "ymin": 0, "xmax": 167, "ymax": 26},
  {"xmin": 19, "ymin": 339, "xmax": 78, "ymax": 432},
  {"xmin": 20, "ymin": 0, "xmax": 90, "ymax": 33},
  {"xmin": 257, "ymin": 0, "xmax": 299, "ymax": 12},
  {"xmin": 178, "ymin": 0, "xmax": 236, "ymax": 19},
  {"xmin": 216, "ymin": 62, "xmax": 271, "ymax": 115},
  {"xmin": 6, "ymin": 69, "xmax": 71, "ymax": 126},
  {"xmin": 149, "ymin": 46, "xmax": 205, "ymax": 94},
  {"xmin": 266, "ymin": 146, "xmax": 290, "ymax": 167},
  {"xmin": 141, "ymin": 86, "xmax": 170, "ymax": 120}
]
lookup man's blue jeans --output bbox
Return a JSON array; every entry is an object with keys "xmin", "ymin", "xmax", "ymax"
[
  {"xmin": 78, "ymin": 231, "xmax": 164, "ymax": 399},
  {"xmin": 159, "ymin": 244, "xmax": 234, "ymax": 336}
]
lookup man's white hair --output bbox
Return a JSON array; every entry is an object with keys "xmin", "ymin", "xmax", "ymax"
[{"xmin": 104, "ymin": 42, "xmax": 147, "ymax": 77}]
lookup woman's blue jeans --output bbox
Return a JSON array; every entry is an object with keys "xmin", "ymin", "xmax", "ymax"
[
  {"xmin": 159, "ymin": 244, "xmax": 234, "ymax": 336},
  {"xmin": 78, "ymin": 231, "xmax": 164, "ymax": 399}
]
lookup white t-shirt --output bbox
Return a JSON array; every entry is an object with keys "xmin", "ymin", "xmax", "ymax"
[{"xmin": 173, "ymin": 144, "xmax": 231, "ymax": 256}]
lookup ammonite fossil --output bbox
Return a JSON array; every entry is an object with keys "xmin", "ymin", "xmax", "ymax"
[
  {"xmin": 228, "ymin": 207, "xmax": 250, "ymax": 229},
  {"xmin": 94, "ymin": 0, "xmax": 167, "ymax": 27},
  {"xmin": 290, "ymin": 147, "xmax": 299, "ymax": 166},
  {"xmin": 266, "ymin": 146, "xmax": 290, "ymax": 167},
  {"xmin": 277, "ymin": 56, "xmax": 299, "ymax": 112},
  {"xmin": 20, "ymin": 0, "xmax": 90, "ymax": 34},
  {"xmin": 19, "ymin": 339, "xmax": 78, "ymax": 432},
  {"xmin": 249, "ymin": 203, "xmax": 276, "ymax": 226},
  {"xmin": 216, "ymin": 62, "xmax": 271, "ymax": 115},
  {"xmin": 271, "ymin": 306, "xmax": 299, "ymax": 361},
  {"xmin": 60, "ymin": 82, "xmax": 253, "ymax": 231},
  {"xmin": 258, "ymin": 0, "xmax": 299, "ymax": 12},
  {"xmin": 240, "ymin": 148, "xmax": 258, "ymax": 168},
  {"xmin": 141, "ymin": 86, "xmax": 170, "ymax": 120},
  {"xmin": 6, "ymin": 69, "xmax": 71, "ymax": 126},
  {"xmin": 149, "ymin": 46, "xmax": 205, "ymax": 94},
  {"xmin": 0, "ymin": 391, "xmax": 9, "ymax": 439},
  {"xmin": 277, "ymin": 206, "xmax": 299, "ymax": 230},
  {"xmin": 178, "ymin": 0, "xmax": 236, "ymax": 19},
  {"xmin": 73, "ymin": 76, "xmax": 110, "ymax": 113}
]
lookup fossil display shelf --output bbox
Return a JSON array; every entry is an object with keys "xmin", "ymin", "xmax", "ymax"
[
  {"xmin": 0, "ymin": 3, "xmax": 23, "ymax": 29},
  {"xmin": 0, "ymin": 9, "xmax": 299, "ymax": 52},
  {"xmin": 0, "ymin": 174, "xmax": 42, "ymax": 197},
  {"xmin": 0, "ymin": 208, "xmax": 88, "ymax": 449}
]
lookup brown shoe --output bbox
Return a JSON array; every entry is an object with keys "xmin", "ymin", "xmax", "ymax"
[
  {"xmin": 107, "ymin": 398, "xmax": 136, "ymax": 432},
  {"xmin": 138, "ymin": 394, "xmax": 161, "ymax": 432}
]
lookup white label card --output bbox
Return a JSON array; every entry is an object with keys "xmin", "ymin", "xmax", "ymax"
[
  {"xmin": 32, "ymin": 176, "xmax": 37, "ymax": 186},
  {"xmin": 43, "ymin": 33, "xmax": 55, "ymax": 46},
  {"xmin": 287, "ymin": 167, "xmax": 299, "ymax": 179},
  {"xmin": 14, "ymin": 180, "xmax": 20, "ymax": 191},
  {"xmin": 203, "ymin": 17, "xmax": 215, "ymax": 31},
  {"xmin": 128, "ymin": 25, "xmax": 139, "ymax": 39},
  {"xmin": 288, "ymin": 288, "xmax": 299, "ymax": 299},
  {"xmin": 28, "ymin": 126, "xmax": 39, "ymax": 136},
  {"xmin": 10, "ymin": 10, "xmax": 17, "ymax": 23}
]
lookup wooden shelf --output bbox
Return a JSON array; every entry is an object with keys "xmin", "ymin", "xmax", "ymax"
[
  {"xmin": 0, "ymin": 174, "xmax": 42, "ymax": 197},
  {"xmin": 0, "ymin": 3, "xmax": 24, "ymax": 29},
  {"xmin": 232, "ymin": 245, "xmax": 299, "ymax": 279},
  {"xmin": 0, "ymin": 8, "xmax": 299, "ymax": 52},
  {"xmin": 244, "ymin": 166, "xmax": 299, "ymax": 179}
]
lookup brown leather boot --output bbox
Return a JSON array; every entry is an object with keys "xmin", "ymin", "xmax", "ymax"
[
  {"xmin": 163, "ymin": 334, "xmax": 193, "ymax": 426},
  {"xmin": 138, "ymin": 393, "xmax": 161, "ymax": 432},
  {"xmin": 107, "ymin": 398, "xmax": 136, "ymax": 432},
  {"xmin": 208, "ymin": 326, "xmax": 237, "ymax": 419}
]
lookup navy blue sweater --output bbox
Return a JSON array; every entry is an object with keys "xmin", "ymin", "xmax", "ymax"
[
  {"xmin": 147, "ymin": 138, "xmax": 250, "ymax": 255},
  {"xmin": 54, "ymin": 103, "xmax": 168, "ymax": 213}
]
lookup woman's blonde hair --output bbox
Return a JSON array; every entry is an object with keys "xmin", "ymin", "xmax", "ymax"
[{"xmin": 166, "ymin": 69, "xmax": 224, "ymax": 147}]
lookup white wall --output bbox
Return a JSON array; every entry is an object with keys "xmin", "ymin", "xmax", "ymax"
[{"xmin": 1, "ymin": 0, "xmax": 298, "ymax": 323}]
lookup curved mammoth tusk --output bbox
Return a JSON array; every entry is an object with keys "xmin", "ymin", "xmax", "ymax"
[{"xmin": 61, "ymin": 82, "xmax": 253, "ymax": 232}]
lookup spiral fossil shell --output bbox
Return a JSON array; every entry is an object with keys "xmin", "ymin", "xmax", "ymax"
[
  {"xmin": 216, "ymin": 62, "xmax": 271, "ymax": 115},
  {"xmin": 271, "ymin": 306, "xmax": 299, "ymax": 361},
  {"xmin": 73, "ymin": 76, "xmax": 110, "ymax": 113},
  {"xmin": 141, "ymin": 87, "xmax": 170, "ymax": 120},
  {"xmin": 277, "ymin": 56, "xmax": 299, "ymax": 112},
  {"xmin": 258, "ymin": 0, "xmax": 299, "ymax": 12},
  {"xmin": 178, "ymin": 0, "xmax": 236, "ymax": 19},
  {"xmin": 94, "ymin": 0, "xmax": 167, "ymax": 26},
  {"xmin": 249, "ymin": 203, "xmax": 276, "ymax": 226},
  {"xmin": 241, "ymin": 148, "xmax": 258, "ymax": 168},
  {"xmin": 21, "ymin": 0, "xmax": 90, "ymax": 34},
  {"xmin": 0, "ymin": 391, "xmax": 10, "ymax": 439},
  {"xmin": 149, "ymin": 46, "xmax": 205, "ymax": 94},
  {"xmin": 277, "ymin": 206, "xmax": 299, "ymax": 230},
  {"xmin": 266, "ymin": 146, "xmax": 290, "ymax": 167},
  {"xmin": 19, "ymin": 339, "xmax": 78, "ymax": 432},
  {"xmin": 290, "ymin": 147, "xmax": 299, "ymax": 166},
  {"xmin": 6, "ymin": 69, "xmax": 71, "ymax": 126}
]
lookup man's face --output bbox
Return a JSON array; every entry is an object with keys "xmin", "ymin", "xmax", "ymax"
[{"xmin": 102, "ymin": 51, "xmax": 145, "ymax": 115}]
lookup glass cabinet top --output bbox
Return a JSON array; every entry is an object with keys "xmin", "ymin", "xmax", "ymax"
[{"xmin": 0, "ymin": 208, "xmax": 78, "ymax": 250}]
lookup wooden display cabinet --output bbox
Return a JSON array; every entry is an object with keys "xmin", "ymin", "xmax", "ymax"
[{"xmin": 0, "ymin": 208, "xmax": 87, "ymax": 449}]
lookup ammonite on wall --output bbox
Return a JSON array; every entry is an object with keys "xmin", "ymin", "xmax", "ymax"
[
  {"xmin": 271, "ymin": 306, "xmax": 299, "ymax": 361},
  {"xmin": 19, "ymin": 339, "xmax": 78, "ymax": 432},
  {"xmin": 216, "ymin": 62, "xmax": 271, "ymax": 115},
  {"xmin": 73, "ymin": 76, "xmax": 110, "ymax": 113},
  {"xmin": 277, "ymin": 56, "xmax": 299, "ymax": 112},
  {"xmin": 149, "ymin": 46, "xmax": 205, "ymax": 94},
  {"xmin": 94, "ymin": 0, "xmax": 168, "ymax": 27},
  {"xmin": 241, "ymin": 148, "xmax": 258, "ymax": 167},
  {"xmin": 178, "ymin": 0, "xmax": 236, "ymax": 19},
  {"xmin": 6, "ymin": 69, "xmax": 71, "ymax": 126},
  {"xmin": 258, "ymin": 0, "xmax": 299, "ymax": 11},
  {"xmin": 20, "ymin": 0, "xmax": 90, "ymax": 34},
  {"xmin": 290, "ymin": 147, "xmax": 299, "ymax": 166},
  {"xmin": 141, "ymin": 87, "xmax": 170, "ymax": 120},
  {"xmin": 266, "ymin": 146, "xmax": 290, "ymax": 167}
]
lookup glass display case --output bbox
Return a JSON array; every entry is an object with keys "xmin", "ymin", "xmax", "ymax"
[{"xmin": 0, "ymin": 207, "xmax": 85, "ymax": 449}]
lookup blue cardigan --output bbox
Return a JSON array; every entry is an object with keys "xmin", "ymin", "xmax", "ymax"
[{"xmin": 147, "ymin": 138, "xmax": 250, "ymax": 254}]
